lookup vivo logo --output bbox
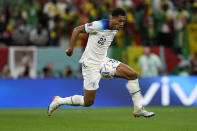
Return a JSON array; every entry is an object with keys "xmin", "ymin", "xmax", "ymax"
[{"xmin": 136, "ymin": 77, "xmax": 197, "ymax": 106}]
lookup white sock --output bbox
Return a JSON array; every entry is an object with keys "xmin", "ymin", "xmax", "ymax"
[
  {"xmin": 127, "ymin": 79, "xmax": 143, "ymax": 112},
  {"xmin": 58, "ymin": 95, "xmax": 84, "ymax": 106}
]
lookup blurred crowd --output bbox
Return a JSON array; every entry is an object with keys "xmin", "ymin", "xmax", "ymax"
[
  {"xmin": 0, "ymin": 62, "xmax": 74, "ymax": 78},
  {"xmin": 0, "ymin": 0, "xmax": 196, "ymax": 48},
  {"xmin": 40, "ymin": 62, "xmax": 73, "ymax": 78},
  {"xmin": 1, "ymin": 0, "xmax": 197, "ymax": 78}
]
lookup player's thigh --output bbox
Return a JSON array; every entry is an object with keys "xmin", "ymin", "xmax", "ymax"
[
  {"xmin": 83, "ymin": 76, "xmax": 100, "ymax": 106},
  {"xmin": 82, "ymin": 67, "xmax": 101, "ymax": 90},
  {"xmin": 115, "ymin": 63, "xmax": 138, "ymax": 80},
  {"xmin": 82, "ymin": 65, "xmax": 100, "ymax": 106}
]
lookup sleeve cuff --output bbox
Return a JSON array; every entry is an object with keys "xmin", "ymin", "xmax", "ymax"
[{"xmin": 84, "ymin": 24, "xmax": 87, "ymax": 33}]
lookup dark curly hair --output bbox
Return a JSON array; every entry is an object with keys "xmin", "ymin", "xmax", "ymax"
[{"xmin": 112, "ymin": 8, "xmax": 126, "ymax": 17}]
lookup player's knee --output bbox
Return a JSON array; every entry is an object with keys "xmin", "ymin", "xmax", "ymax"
[
  {"xmin": 84, "ymin": 99, "xmax": 94, "ymax": 107},
  {"xmin": 128, "ymin": 71, "xmax": 138, "ymax": 80}
]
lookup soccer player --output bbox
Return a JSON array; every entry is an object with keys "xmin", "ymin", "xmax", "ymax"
[{"xmin": 48, "ymin": 8, "xmax": 155, "ymax": 118}]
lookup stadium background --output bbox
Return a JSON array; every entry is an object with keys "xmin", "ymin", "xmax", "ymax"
[{"xmin": 0, "ymin": 0, "xmax": 197, "ymax": 131}]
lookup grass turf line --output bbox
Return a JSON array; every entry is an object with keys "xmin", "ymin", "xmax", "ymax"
[{"xmin": 0, "ymin": 107, "xmax": 197, "ymax": 131}]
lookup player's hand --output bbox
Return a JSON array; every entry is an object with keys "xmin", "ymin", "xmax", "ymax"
[{"xmin": 66, "ymin": 48, "xmax": 73, "ymax": 56}]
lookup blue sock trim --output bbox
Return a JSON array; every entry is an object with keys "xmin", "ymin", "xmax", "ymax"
[
  {"xmin": 71, "ymin": 96, "xmax": 74, "ymax": 104},
  {"xmin": 130, "ymin": 90, "xmax": 141, "ymax": 96}
]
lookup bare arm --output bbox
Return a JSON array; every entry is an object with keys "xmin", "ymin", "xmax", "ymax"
[{"xmin": 66, "ymin": 25, "xmax": 86, "ymax": 56}]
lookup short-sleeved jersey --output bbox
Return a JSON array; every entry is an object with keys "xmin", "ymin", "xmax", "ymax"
[{"xmin": 79, "ymin": 19, "xmax": 118, "ymax": 66}]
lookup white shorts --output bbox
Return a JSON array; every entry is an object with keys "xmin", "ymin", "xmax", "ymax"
[{"xmin": 82, "ymin": 57, "xmax": 121, "ymax": 90}]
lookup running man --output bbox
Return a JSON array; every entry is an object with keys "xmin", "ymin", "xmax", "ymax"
[{"xmin": 48, "ymin": 8, "xmax": 155, "ymax": 118}]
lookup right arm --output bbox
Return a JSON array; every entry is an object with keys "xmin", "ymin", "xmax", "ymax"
[{"xmin": 66, "ymin": 25, "xmax": 86, "ymax": 56}]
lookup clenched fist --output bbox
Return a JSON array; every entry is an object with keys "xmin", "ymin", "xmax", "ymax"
[{"xmin": 66, "ymin": 48, "xmax": 73, "ymax": 56}]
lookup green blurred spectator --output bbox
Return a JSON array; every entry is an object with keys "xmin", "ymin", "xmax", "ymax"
[{"xmin": 23, "ymin": 0, "xmax": 38, "ymax": 26}]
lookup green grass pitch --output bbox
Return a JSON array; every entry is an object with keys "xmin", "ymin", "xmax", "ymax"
[{"xmin": 0, "ymin": 107, "xmax": 197, "ymax": 131}]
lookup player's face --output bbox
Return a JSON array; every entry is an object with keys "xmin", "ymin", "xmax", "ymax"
[
  {"xmin": 144, "ymin": 47, "xmax": 151, "ymax": 56},
  {"xmin": 113, "ymin": 16, "xmax": 126, "ymax": 30}
]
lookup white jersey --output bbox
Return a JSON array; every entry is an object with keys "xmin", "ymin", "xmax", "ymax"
[{"xmin": 79, "ymin": 19, "xmax": 118, "ymax": 66}]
